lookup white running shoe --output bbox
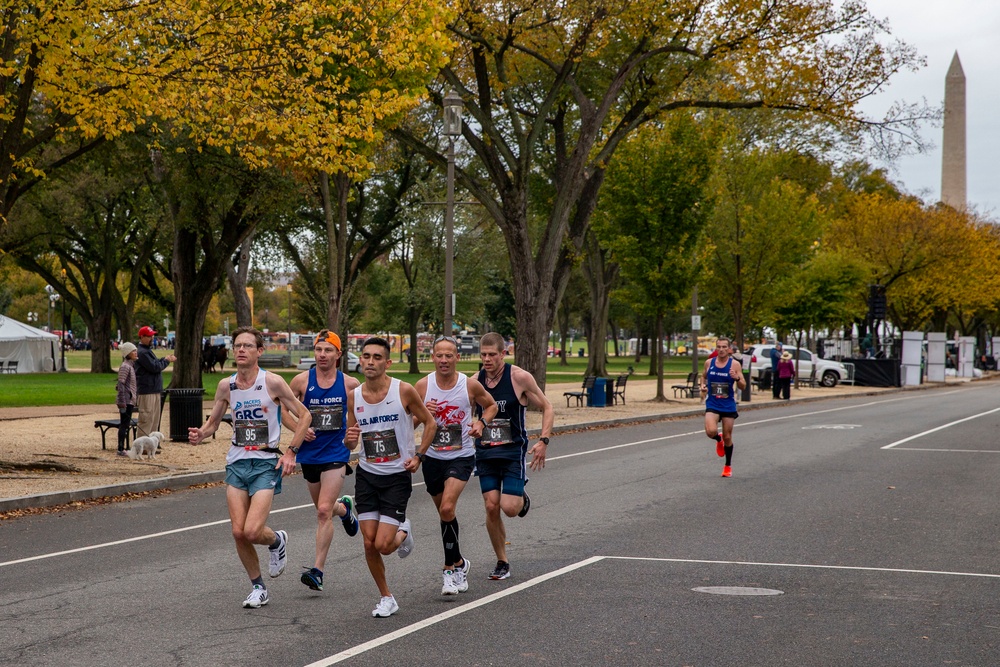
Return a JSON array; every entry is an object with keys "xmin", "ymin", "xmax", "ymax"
[
  {"xmin": 268, "ymin": 530, "xmax": 288, "ymax": 577},
  {"xmin": 372, "ymin": 595, "xmax": 399, "ymax": 618},
  {"xmin": 242, "ymin": 584, "xmax": 269, "ymax": 609},
  {"xmin": 453, "ymin": 558, "xmax": 470, "ymax": 593},
  {"xmin": 441, "ymin": 569, "xmax": 459, "ymax": 595},
  {"xmin": 397, "ymin": 520, "xmax": 414, "ymax": 559}
]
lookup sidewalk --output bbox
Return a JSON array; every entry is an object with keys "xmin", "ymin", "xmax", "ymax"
[{"xmin": 0, "ymin": 376, "xmax": 960, "ymax": 513}]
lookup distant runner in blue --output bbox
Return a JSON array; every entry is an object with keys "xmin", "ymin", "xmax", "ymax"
[{"xmin": 700, "ymin": 337, "xmax": 745, "ymax": 478}]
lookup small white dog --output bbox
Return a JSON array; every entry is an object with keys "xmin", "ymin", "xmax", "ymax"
[{"xmin": 128, "ymin": 431, "xmax": 165, "ymax": 461}]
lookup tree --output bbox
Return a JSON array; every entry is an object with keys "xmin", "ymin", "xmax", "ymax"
[
  {"xmin": 593, "ymin": 118, "xmax": 713, "ymax": 400},
  {"xmin": 393, "ymin": 0, "xmax": 927, "ymax": 387}
]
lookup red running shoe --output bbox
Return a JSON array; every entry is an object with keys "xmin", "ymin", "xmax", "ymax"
[
  {"xmin": 716, "ymin": 437, "xmax": 725, "ymax": 458},
  {"xmin": 721, "ymin": 465, "xmax": 732, "ymax": 478}
]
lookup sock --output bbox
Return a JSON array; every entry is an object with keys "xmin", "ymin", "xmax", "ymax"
[
  {"xmin": 312, "ymin": 568, "xmax": 323, "ymax": 576},
  {"xmin": 441, "ymin": 518, "xmax": 462, "ymax": 566},
  {"xmin": 251, "ymin": 576, "xmax": 264, "ymax": 587},
  {"xmin": 724, "ymin": 445, "xmax": 733, "ymax": 466},
  {"xmin": 269, "ymin": 533, "xmax": 282, "ymax": 550},
  {"xmin": 708, "ymin": 433, "xmax": 722, "ymax": 442}
]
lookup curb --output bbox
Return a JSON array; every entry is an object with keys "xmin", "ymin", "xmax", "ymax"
[{"xmin": 0, "ymin": 381, "xmax": 959, "ymax": 514}]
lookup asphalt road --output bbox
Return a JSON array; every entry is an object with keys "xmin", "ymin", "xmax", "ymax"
[{"xmin": 2, "ymin": 384, "xmax": 999, "ymax": 666}]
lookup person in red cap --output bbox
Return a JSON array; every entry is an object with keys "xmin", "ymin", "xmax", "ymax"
[{"xmin": 136, "ymin": 325, "xmax": 175, "ymax": 440}]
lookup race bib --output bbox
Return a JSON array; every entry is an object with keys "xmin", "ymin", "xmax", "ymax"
[
  {"xmin": 235, "ymin": 418, "xmax": 269, "ymax": 448},
  {"xmin": 309, "ymin": 404, "xmax": 343, "ymax": 431},
  {"xmin": 710, "ymin": 382, "xmax": 730, "ymax": 398},
  {"xmin": 481, "ymin": 418, "xmax": 513, "ymax": 447},
  {"xmin": 362, "ymin": 428, "xmax": 401, "ymax": 463},
  {"xmin": 431, "ymin": 423, "xmax": 464, "ymax": 451}
]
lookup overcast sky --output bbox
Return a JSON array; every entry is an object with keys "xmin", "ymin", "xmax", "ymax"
[{"xmin": 857, "ymin": 0, "xmax": 1000, "ymax": 216}]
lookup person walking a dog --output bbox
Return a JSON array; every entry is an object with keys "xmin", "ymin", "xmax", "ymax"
[
  {"xmin": 285, "ymin": 330, "xmax": 362, "ymax": 593},
  {"xmin": 414, "ymin": 335, "xmax": 498, "ymax": 596},
  {"xmin": 135, "ymin": 325, "xmax": 175, "ymax": 440},
  {"xmin": 345, "ymin": 336, "xmax": 437, "ymax": 618},
  {"xmin": 188, "ymin": 326, "xmax": 313, "ymax": 609},
  {"xmin": 115, "ymin": 343, "xmax": 139, "ymax": 458}
]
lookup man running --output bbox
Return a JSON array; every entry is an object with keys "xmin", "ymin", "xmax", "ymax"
[
  {"xmin": 475, "ymin": 332, "xmax": 554, "ymax": 581},
  {"xmin": 415, "ymin": 335, "xmax": 498, "ymax": 595},
  {"xmin": 345, "ymin": 336, "xmax": 436, "ymax": 618},
  {"xmin": 188, "ymin": 327, "xmax": 312, "ymax": 609},
  {"xmin": 700, "ymin": 336, "xmax": 745, "ymax": 478},
  {"xmin": 286, "ymin": 330, "xmax": 361, "ymax": 592}
]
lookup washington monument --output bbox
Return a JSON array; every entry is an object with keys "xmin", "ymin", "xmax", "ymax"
[{"xmin": 941, "ymin": 51, "xmax": 966, "ymax": 210}]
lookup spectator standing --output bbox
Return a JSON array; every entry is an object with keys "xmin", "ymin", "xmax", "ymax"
[
  {"xmin": 776, "ymin": 350, "xmax": 795, "ymax": 400},
  {"xmin": 115, "ymin": 343, "xmax": 139, "ymax": 457},
  {"xmin": 769, "ymin": 342, "xmax": 784, "ymax": 399},
  {"xmin": 136, "ymin": 325, "xmax": 176, "ymax": 439}
]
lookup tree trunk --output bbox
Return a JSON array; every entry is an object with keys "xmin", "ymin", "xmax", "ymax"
[
  {"xmin": 583, "ymin": 229, "xmax": 616, "ymax": 377},
  {"xmin": 226, "ymin": 231, "xmax": 255, "ymax": 328},
  {"xmin": 322, "ymin": 171, "xmax": 351, "ymax": 333},
  {"xmin": 654, "ymin": 311, "xmax": 666, "ymax": 401},
  {"xmin": 408, "ymin": 306, "xmax": 421, "ymax": 374}
]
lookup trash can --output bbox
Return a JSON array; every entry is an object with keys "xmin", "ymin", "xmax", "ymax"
[
  {"xmin": 589, "ymin": 378, "xmax": 607, "ymax": 407},
  {"xmin": 168, "ymin": 388, "xmax": 206, "ymax": 442}
]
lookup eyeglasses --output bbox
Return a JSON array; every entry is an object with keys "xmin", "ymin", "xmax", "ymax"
[
  {"xmin": 434, "ymin": 336, "xmax": 458, "ymax": 345},
  {"xmin": 233, "ymin": 343, "xmax": 258, "ymax": 350}
]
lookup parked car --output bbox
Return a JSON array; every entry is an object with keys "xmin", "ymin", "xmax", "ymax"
[
  {"xmin": 745, "ymin": 344, "xmax": 848, "ymax": 388},
  {"xmin": 296, "ymin": 351, "xmax": 362, "ymax": 373}
]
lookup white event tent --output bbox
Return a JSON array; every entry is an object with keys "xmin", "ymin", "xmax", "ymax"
[{"xmin": 0, "ymin": 315, "xmax": 59, "ymax": 373}]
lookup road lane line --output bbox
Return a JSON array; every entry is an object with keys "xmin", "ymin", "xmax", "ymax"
[
  {"xmin": 607, "ymin": 555, "xmax": 1000, "ymax": 579},
  {"xmin": 302, "ymin": 556, "xmax": 606, "ymax": 666},
  {"xmin": 881, "ymin": 405, "xmax": 1000, "ymax": 449}
]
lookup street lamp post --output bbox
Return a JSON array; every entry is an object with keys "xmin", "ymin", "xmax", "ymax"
[
  {"xmin": 59, "ymin": 270, "xmax": 68, "ymax": 372},
  {"xmin": 286, "ymin": 284, "xmax": 293, "ymax": 347},
  {"xmin": 443, "ymin": 89, "xmax": 463, "ymax": 336}
]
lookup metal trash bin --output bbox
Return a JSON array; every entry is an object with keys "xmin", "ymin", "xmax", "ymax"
[
  {"xmin": 168, "ymin": 388, "xmax": 206, "ymax": 442},
  {"xmin": 589, "ymin": 378, "xmax": 607, "ymax": 407}
]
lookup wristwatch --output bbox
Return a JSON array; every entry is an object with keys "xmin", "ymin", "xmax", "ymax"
[
  {"xmin": 289, "ymin": 446, "xmax": 299, "ymax": 455},
  {"xmin": 539, "ymin": 437, "xmax": 550, "ymax": 445},
  {"xmin": 417, "ymin": 452, "xmax": 426, "ymax": 462}
]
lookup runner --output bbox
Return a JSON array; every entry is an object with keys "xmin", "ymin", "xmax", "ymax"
[
  {"xmin": 286, "ymin": 330, "xmax": 361, "ymax": 592},
  {"xmin": 415, "ymin": 335, "xmax": 498, "ymax": 595},
  {"xmin": 475, "ymin": 332, "xmax": 554, "ymax": 581},
  {"xmin": 188, "ymin": 326, "xmax": 312, "ymax": 609},
  {"xmin": 345, "ymin": 336, "xmax": 436, "ymax": 618},
  {"xmin": 700, "ymin": 336, "xmax": 745, "ymax": 478}
]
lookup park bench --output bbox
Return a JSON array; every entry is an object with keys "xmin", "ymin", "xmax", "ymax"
[
  {"xmin": 94, "ymin": 418, "xmax": 138, "ymax": 451},
  {"xmin": 671, "ymin": 372, "xmax": 699, "ymax": 399},
  {"xmin": 612, "ymin": 374, "xmax": 630, "ymax": 405},
  {"xmin": 258, "ymin": 354, "xmax": 290, "ymax": 368},
  {"xmin": 203, "ymin": 413, "xmax": 233, "ymax": 439},
  {"xmin": 563, "ymin": 375, "xmax": 596, "ymax": 407}
]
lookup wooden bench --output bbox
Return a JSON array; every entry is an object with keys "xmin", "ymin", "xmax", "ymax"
[
  {"xmin": 204, "ymin": 413, "xmax": 233, "ymax": 439},
  {"xmin": 94, "ymin": 418, "xmax": 138, "ymax": 450},
  {"xmin": 612, "ymin": 374, "xmax": 629, "ymax": 405},
  {"xmin": 671, "ymin": 372, "xmax": 699, "ymax": 399},
  {"xmin": 563, "ymin": 375, "xmax": 596, "ymax": 407}
]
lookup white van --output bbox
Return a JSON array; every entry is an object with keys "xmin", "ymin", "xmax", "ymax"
[{"xmin": 745, "ymin": 344, "xmax": 848, "ymax": 388}]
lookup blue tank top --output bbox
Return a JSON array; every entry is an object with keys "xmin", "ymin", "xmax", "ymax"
[
  {"xmin": 298, "ymin": 367, "xmax": 350, "ymax": 465},
  {"xmin": 475, "ymin": 363, "xmax": 528, "ymax": 461},
  {"xmin": 705, "ymin": 357, "xmax": 738, "ymax": 413}
]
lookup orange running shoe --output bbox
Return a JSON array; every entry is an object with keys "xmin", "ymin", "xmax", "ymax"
[
  {"xmin": 721, "ymin": 465, "xmax": 732, "ymax": 478},
  {"xmin": 716, "ymin": 437, "xmax": 725, "ymax": 458}
]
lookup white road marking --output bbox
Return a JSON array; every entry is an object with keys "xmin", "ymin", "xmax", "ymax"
[
  {"xmin": 881, "ymin": 405, "xmax": 1000, "ymax": 449},
  {"xmin": 302, "ymin": 556, "xmax": 605, "ymax": 666}
]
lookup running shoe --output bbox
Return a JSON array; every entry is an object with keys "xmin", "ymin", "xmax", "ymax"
[
  {"xmin": 372, "ymin": 595, "xmax": 399, "ymax": 618},
  {"xmin": 721, "ymin": 465, "xmax": 732, "ymax": 478},
  {"xmin": 300, "ymin": 567, "xmax": 323, "ymax": 591},
  {"xmin": 242, "ymin": 584, "xmax": 269, "ymax": 609},
  {"xmin": 268, "ymin": 530, "xmax": 288, "ymax": 577},
  {"xmin": 339, "ymin": 495, "xmax": 359, "ymax": 537},
  {"xmin": 517, "ymin": 492, "xmax": 530, "ymax": 518},
  {"xmin": 441, "ymin": 569, "xmax": 459, "ymax": 596},
  {"xmin": 716, "ymin": 436, "xmax": 725, "ymax": 458},
  {"xmin": 397, "ymin": 519, "xmax": 414, "ymax": 559},
  {"xmin": 453, "ymin": 558, "xmax": 471, "ymax": 592},
  {"xmin": 489, "ymin": 560, "xmax": 510, "ymax": 580}
]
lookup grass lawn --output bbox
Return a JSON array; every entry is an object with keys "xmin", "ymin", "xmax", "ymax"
[{"xmin": 0, "ymin": 350, "xmax": 705, "ymax": 408}]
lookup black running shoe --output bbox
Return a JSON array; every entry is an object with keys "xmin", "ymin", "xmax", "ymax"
[
  {"xmin": 517, "ymin": 492, "xmax": 530, "ymax": 518},
  {"xmin": 300, "ymin": 567, "xmax": 323, "ymax": 591},
  {"xmin": 489, "ymin": 560, "xmax": 510, "ymax": 580}
]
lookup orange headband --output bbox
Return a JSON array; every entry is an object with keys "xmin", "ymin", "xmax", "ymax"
[{"xmin": 315, "ymin": 330, "xmax": 341, "ymax": 350}]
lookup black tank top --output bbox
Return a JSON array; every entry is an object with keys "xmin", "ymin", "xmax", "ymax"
[{"xmin": 475, "ymin": 363, "xmax": 528, "ymax": 460}]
